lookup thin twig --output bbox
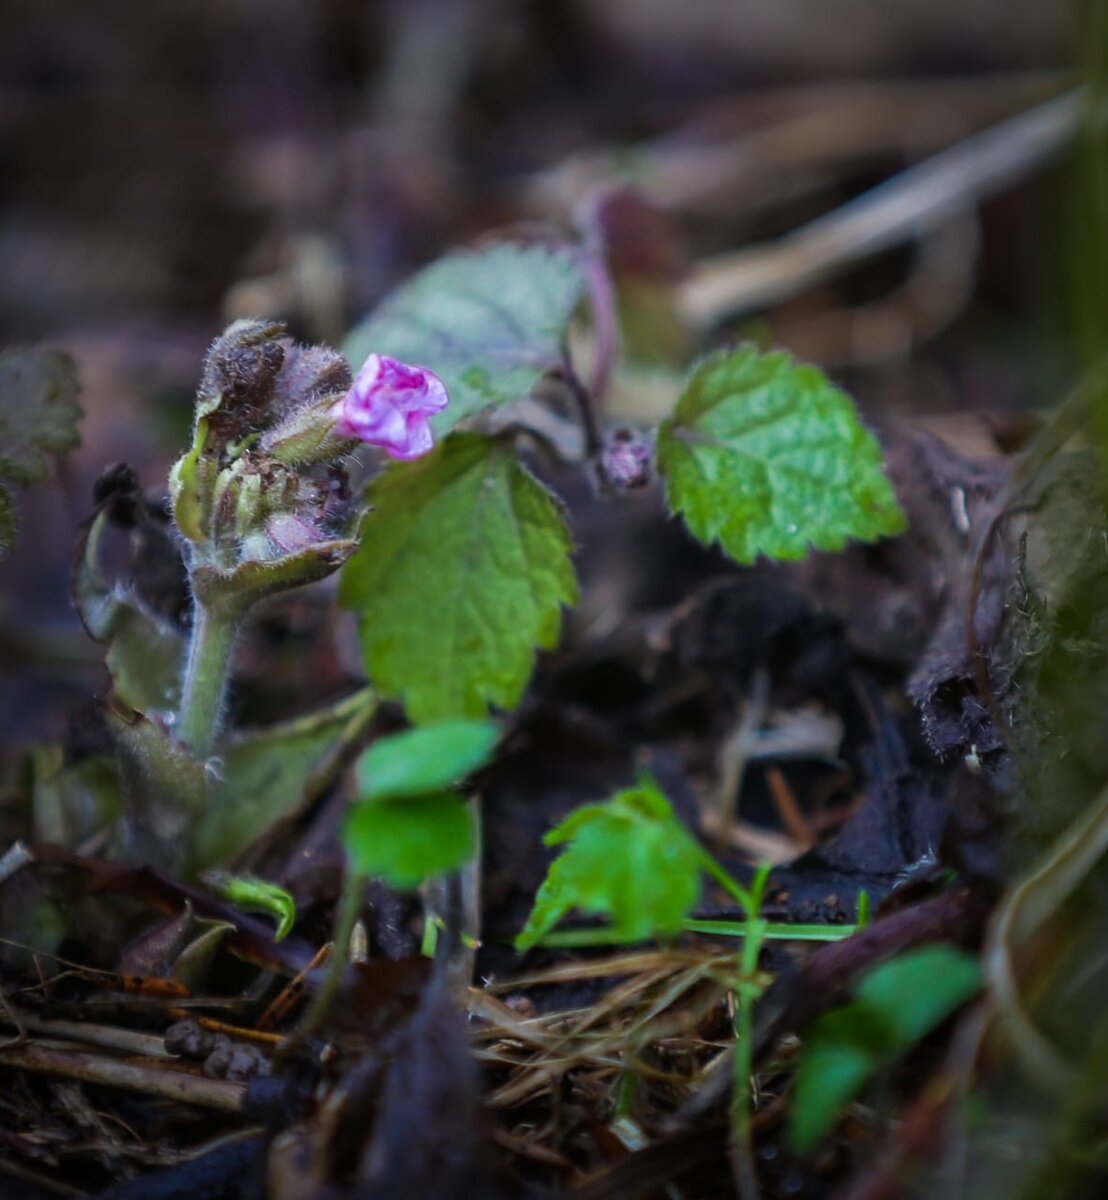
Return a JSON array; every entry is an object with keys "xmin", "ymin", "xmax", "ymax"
[
  {"xmin": 0, "ymin": 1010, "xmax": 170, "ymax": 1058},
  {"xmin": 0, "ymin": 1042, "xmax": 245, "ymax": 1111}
]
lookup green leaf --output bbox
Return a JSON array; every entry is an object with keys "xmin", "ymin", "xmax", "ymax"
[
  {"xmin": 343, "ymin": 793, "xmax": 475, "ymax": 888},
  {"xmin": 788, "ymin": 944, "xmax": 980, "ymax": 1154},
  {"xmin": 853, "ymin": 943, "xmax": 981, "ymax": 1045},
  {"xmin": 357, "ymin": 720, "xmax": 500, "ymax": 802},
  {"xmin": 788, "ymin": 1007, "xmax": 884, "ymax": 1155},
  {"xmin": 656, "ymin": 346, "xmax": 906, "ymax": 564},
  {"xmin": 515, "ymin": 777, "xmax": 704, "ymax": 950},
  {"xmin": 343, "ymin": 243, "xmax": 586, "ymax": 436},
  {"xmin": 0, "ymin": 347, "xmax": 82, "ymax": 556},
  {"xmin": 340, "ymin": 433, "xmax": 578, "ymax": 723}
]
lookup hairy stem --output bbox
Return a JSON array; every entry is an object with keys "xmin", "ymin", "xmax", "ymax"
[{"xmin": 178, "ymin": 600, "xmax": 242, "ymax": 756}]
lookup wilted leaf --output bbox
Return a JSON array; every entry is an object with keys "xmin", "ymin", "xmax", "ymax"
[
  {"xmin": 343, "ymin": 243, "xmax": 586, "ymax": 435},
  {"xmin": 356, "ymin": 720, "xmax": 500, "ymax": 802},
  {"xmin": 656, "ymin": 346, "xmax": 905, "ymax": 563},
  {"xmin": 340, "ymin": 434, "xmax": 577, "ymax": 723},
  {"xmin": 73, "ymin": 508, "xmax": 185, "ymax": 713},
  {"xmin": 515, "ymin": 776, "xmax": 705, "ymax": 950},
  {"xmin": 343, "ymin": 793, "xmax": 475, "ymax": 889}
]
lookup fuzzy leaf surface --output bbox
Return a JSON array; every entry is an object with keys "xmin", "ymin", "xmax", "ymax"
[
  {"xmin": 343, "ymin": 244, "xmax": 585, "ymax": 435},
  {"xmin": 192, "ymin": 690, "xmax": 377, "ymax": 869},
  {"xmin": 515, "ymin": 777, "xmax": 704, "ymax": 950},
  {"xmin": 340, "ymin": 433, "xmax": 577, "ymax": 723},
  {"xmin": 357, "ymin": 720, "xmax": 500, "ymax": 802},
  {"xmin": 789, "ymin": 944, "xmax": 980, "ymax": 1153},
  {"xmin": 657, "ymin": 346, "xmax": 905, "ymax": 563},
  {"xmin": 343, "ymin": 793, "xmax": 474, "ymax": 888}
]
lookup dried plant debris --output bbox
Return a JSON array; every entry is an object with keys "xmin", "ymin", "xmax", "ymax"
[{"xmin": 0, "ymin": 347, "xmax": 82, "ymax": 557}]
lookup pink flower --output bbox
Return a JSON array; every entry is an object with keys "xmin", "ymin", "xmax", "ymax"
[{"xmin": 332, "ymin": 353, "xmax": 449, "ymax": 460}]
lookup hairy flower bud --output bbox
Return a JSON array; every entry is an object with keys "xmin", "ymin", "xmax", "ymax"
[
  {"xmin": 332, "ymin": 354, "xmax": 448, "ymax": 461},
  {"xmin": 600, "ymin": 428, "xmax": 652, "ymax": 490}
]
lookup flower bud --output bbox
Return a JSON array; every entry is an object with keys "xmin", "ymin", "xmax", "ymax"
[
  {"xmin": 600, "ymin": 428, "xmax": 652, "ymax": 490},
  {"xmin": 331, "ymin": 353, "xmax": 448, "ymax": 461}
]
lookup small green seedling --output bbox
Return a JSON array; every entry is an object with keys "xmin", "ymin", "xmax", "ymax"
[
  {"xmin": 515, "ymin": 776, "xmax": 707, "ymax": 950},
  {"xmin": 200, "ymin": 871, "xmax": 297, "ymax": 941}
]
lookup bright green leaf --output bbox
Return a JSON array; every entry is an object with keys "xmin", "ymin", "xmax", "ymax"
[
  {"xmin": 0, "ymin": 347, "xmax": 82, "ymax": 556},
  {"xmin": 515, "ymin": 777, "xmax": 704, "ymax": 950},
  {"xmin": 200, "ymin": 871, "xmax": 297, "ymax": 941},
  {"xmin": 656, "ymin": 346, "xmax": 906, "ymax": 564},
  {"xmin": 343, "ymin": 793, "xmax": 474, "ymax": 888},
  {"xmin": 357, "ymin": 719, "xmax": 500, "ymax": 802},
  {"xmin": 343, "ymin": 243, "xmax": 586, "ymax": 436},
  {"xmin": 788, "ymin": 944, "xmax": 980, "ymax": 1154},
  {"xmin": 340, "ymin": 433, "xmax": 578, "ymax": 724}
]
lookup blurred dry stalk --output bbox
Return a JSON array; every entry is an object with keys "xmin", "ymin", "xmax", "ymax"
[
  {"xmin": 678, "ymin": 89, "xmax": 1080, "ymax": 329},
  {"xmin": 528, "ymin": 75, "xmax": 1077, "ymax": 369}
]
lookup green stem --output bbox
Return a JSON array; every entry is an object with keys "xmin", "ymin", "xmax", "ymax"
[
  {"xmin": 535, "ymin": 920, "xmax": 857, "ymax": 948},
  {"xmin": 732, "ymin": 915, "xmax": 765, "ymax": 1200},
  {"xmin": 177, "ymin": 600, "xmax": 242, "ymax": 756},
  {"xmin": 699, "ymin": 849, "xmax": 754, "ymax": 911}
]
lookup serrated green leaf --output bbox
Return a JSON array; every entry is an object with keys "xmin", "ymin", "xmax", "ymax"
[
  {"xmin": 515, "ymin": 777, "xmax": 704, "ymax": 950},
  {"xmin": 656, "ymin": 346, "xmax": 906, "ymax": 564},
  {"xmin": 343, "ymin": 793, "xmax": 474, "ymax": 888},
  {"xmin": 788, "ymin": 944, "xmax": 980, "ymax": 1154},
  {"xmin": 0, "ymin": 347, "xmax": 82, "ymax": 557},
  {"xmin": 340, "ymin": 433, "xmax": 578, "ymax": 723},
  {"xmin": 343, "ymin": 243, "xmax": 586, "ymax": 436},
  {"xmin": 357, "ymin": 720, "xmax": 500, "ymax": 802}
]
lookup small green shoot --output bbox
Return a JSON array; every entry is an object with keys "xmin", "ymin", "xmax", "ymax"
[
  {"xmin": 200, "ymin": 871, "xmax": 297, "ymax": 941},
  {"xmin": 788, "ymin": 943, "xmax": 981, "ymax": 1154},
  {"xmin": 514, "ymin": 775, "xmax": 707, "ymax": 950}
]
